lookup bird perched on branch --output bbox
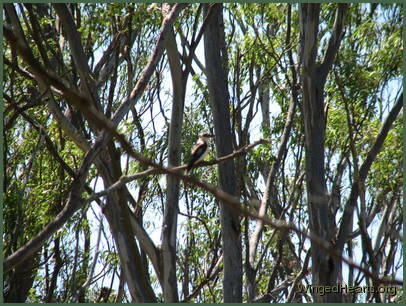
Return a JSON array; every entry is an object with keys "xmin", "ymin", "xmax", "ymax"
[{"xmin": 186, "ymin": 133, "xmax": 215, "ymax": 174}]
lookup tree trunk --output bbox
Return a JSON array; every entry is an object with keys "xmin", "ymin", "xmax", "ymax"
[
  {"xmin": 4, "ymin": 251, "xmax": 40, "ymax": 302},
  {"xmin": 299, "ymin": 3, "xmax": 348, "ymax": 302},
  {"xmin": 98, "ymin": 145, "xmax": 157, "ymax": 302},
  {"xmin": 203, "ymin": 3, "xmax": 242, "ymax": 302},
  {"xmin": 161, "ymin": 5, "xmax": 186, "ymax": 300}
]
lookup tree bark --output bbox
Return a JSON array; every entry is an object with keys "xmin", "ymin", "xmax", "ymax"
[
  {"xmin": 161, "ymin": 4, "xmax": 186, "ymax": 301},
  {"xmin": 299, "ymin": 3, "xmax": 348, "ymax": 302},
  {"xmin": 97, "ymin": 144, "xmax": 157, "ymax": 302},
  {"xmin": 203, "ymin": 3, "xmax": 242, "ymax": 302},
  {"xmin": 3, "ymin": 4, "xmax": 187, "ymax": 301},
  {"xmin": 4, "ymin": 251, "xmax": 40, "ymax": 302}
]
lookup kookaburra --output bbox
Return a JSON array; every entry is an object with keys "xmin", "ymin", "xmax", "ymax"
[{"xmin": 186, "ymin": 133, "xmax": 215, "ymax": 174}]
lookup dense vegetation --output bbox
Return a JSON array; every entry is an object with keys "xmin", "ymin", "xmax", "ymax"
[{"xmin": 3, "ymin": 3, "xmax": 403, "ymax": 303}]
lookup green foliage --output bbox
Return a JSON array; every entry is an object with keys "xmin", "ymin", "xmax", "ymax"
[{"xmin": 3, "ymin": 2, "xmax": 402, "ymax": 303}]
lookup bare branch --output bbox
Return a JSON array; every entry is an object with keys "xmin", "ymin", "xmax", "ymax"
[
  {"xmin": 337, "ymin": 93, "xmax": 403, "ymax": 252},
  {"xmin": 249, "ymin": 98, "xmax": 295, "ymax": 266},
  {"xmin": 84, "ymin": 138, "xmax": 270, "ymax": 203},
  {"xmin": 52, "ymin": 4, "xmax": 100, "ymax": 109},
  {"xmin": 319, "ymin": 4, "xmax": 348, "ymax": 81},
  {"xmin": 111, "ymin": 3, "xmax": 187, "ymax": 126},
  {"xmin": 86, "ymin": 135, "xmax": 402, "ymax": 287}
]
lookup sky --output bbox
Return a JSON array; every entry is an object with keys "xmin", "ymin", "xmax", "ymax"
[{"xmin": 27, "ymin": 3, "xmax": 403, "ymax": 301}]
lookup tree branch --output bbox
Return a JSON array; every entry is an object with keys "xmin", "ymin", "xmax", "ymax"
[
  {"xmin": 84, "ymin": 138, "xmax": 270, "ymax": 203},
  {"xmin": 110, "ymin": 3, "xmax": 187, "ymax": 126},
  {"xmin": 249, "ymin": 98, "xmax": 295, "ymax": 266},
  {"xmin": 336, "ymin": 93, "xmax": 403, "ymax": 252},
  {"xmin": 319, "ymin": 4, "xmax": 348, "ymax": 82},
  {"xmin": 52, "ymin": 4, "xmax": 101, "ymax": 109},
  {"xmin": 85, "ymin": 136, "xmax": 402, "ymax": 287},
  {"xmin": 3, "ymin": 141, "xmax": 105, "ymax": 273}
]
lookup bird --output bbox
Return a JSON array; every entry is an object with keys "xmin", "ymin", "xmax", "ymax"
[{"xmin": 186, "ymin": 133, "xmax": 215, "ymax": 174}]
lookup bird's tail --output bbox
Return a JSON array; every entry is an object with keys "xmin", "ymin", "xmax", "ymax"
[{"xmin": 185, "ymin": 162, "xmax": 193, "ymax": 175}]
